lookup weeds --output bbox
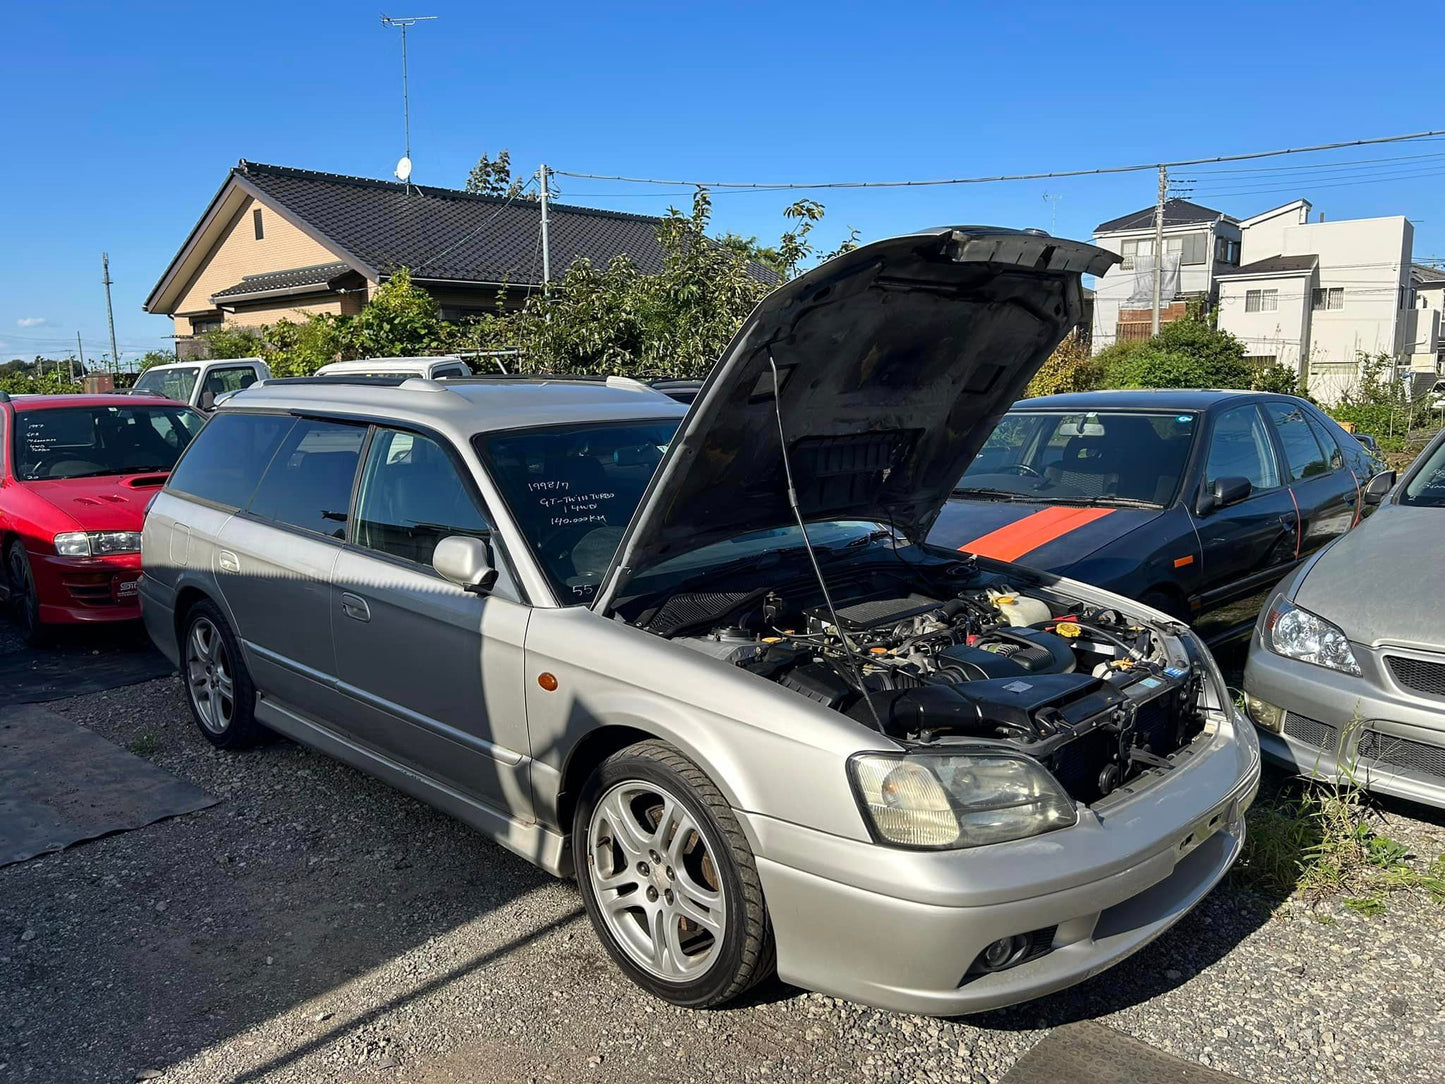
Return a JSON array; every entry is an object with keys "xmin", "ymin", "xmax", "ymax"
[
  {"xmin": 1231, "ymin": 715, "xmax": 1445, "ymax": 914},
  {"xmin": 127, "ymin": 733, "xmax": 160, "ymax": 757}
]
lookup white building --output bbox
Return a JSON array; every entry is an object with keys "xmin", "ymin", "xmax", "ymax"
[
  {"xmin": 1214, "ymin": 200, "xmax": 1415, "ymax": 404},
  {"xmin": 1089, "ymin": 199, "xmax": 1241, "ymax": 350}
]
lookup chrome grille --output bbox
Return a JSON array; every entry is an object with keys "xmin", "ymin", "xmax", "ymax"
[
  {"xmin": 1357, "ymin": 731, "xmax": 1445, "ymax": 780},
  {"xmin": 1283, "ymin": 712, "xmax": 1338, "ymax": 752},
  {"xmin": 1385, "ymin": 655, "xmax": 1445, "ymax": 698}
]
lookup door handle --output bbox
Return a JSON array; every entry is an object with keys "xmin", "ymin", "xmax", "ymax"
[
  {"xmin": 340, "ymin": 592, "xmax": 371, "ymax": 623},
  {"xmin": 218, "ymin": 550, "xmax": 240, "ymax": 573}
]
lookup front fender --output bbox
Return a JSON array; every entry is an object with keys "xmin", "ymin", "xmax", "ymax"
[{"xmin": 521, "ymin": 606, "xmax": 895, "ymax": 843}]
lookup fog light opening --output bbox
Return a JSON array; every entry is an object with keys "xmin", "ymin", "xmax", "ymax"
[
  {"xmin": 977, "ymin": 934, "xmax": 1031, "ymax": 973},
  {"xmin": 1244, "ymin": 694, "xmax": 1284, "ymax": 734}
]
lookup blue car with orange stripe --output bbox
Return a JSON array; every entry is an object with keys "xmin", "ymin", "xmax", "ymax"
[{"xmin": 927, "ymin": 390, "xmax": 1382, "ymax": 644}]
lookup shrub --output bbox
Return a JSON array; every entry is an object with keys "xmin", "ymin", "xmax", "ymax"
[
  {"xmin": 1103, "ymin": 315, "xmax": 1253, "ymax": 390},
  {"xmin": 1025, "ymin": 334, "xmax": 1104, "ymax": 398}
]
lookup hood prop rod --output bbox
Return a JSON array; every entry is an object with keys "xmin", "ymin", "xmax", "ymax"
[{"xmin": 767, "ymin": 352, "xmax": 886, "ymax": 734}]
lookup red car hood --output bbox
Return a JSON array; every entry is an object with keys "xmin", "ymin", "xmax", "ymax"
[{"xmin": 20, "ymin": 473, "xmax": 168, "ymax": 532}]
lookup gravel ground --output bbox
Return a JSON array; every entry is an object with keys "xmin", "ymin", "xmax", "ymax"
[{"xmin": 2, "ymin": 636, "xmax": 1444, "ymax": 1083}]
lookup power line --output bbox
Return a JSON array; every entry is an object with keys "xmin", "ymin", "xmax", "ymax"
[{"xmin": 551, "ymin": 128, "xmax": 1445, "ymax": 191}]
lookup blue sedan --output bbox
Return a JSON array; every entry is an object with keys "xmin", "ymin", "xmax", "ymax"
[{"xmin": 928, "ymin": 389, "xmax": 1382, "ymax": 644}]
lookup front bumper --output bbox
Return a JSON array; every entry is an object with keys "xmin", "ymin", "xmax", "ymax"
[
  {"xmin": 1244, "ymin": 631, "xmax": 1445, "ymax": 808},
  {"xmin": 31, "ymin": 550, "xmax": 143, "ymax": 624},
  {"xmin": 743, "ymin": 713, "xmax": 1260, "ymax": 1015}
]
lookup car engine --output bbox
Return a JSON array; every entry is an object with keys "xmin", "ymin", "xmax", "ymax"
[{"xmin": 676, "ymin": 585, "xmax": 1206, "ymax": 804}]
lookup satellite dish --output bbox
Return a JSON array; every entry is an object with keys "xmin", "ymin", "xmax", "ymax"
[{"xmin": 395, "ymin": 156, "xmax": 413, "ymax": 182}]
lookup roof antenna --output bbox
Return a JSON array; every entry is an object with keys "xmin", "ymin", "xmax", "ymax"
[
  {"xmin": 381, "ymin": 14, "xmax": 436, "ymax": 194},
  {"xmin": 767, "ymin": 352, "xmax": 885, "ymax": 733}
]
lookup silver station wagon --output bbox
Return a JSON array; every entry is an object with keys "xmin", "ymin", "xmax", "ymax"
[{"xmin": 140, "ymin": 227, "xmax": 1259, "ymax": 1015}]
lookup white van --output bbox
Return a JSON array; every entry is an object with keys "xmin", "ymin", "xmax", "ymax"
[
  {"xmin": 313, "ymin": 356, "xmax": 472, "ymax": 381},
  {"xmin": 132, "ymin": 358, "xmax": 271, "ymax": 411}
]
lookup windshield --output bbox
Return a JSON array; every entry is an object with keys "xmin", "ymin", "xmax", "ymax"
[
  {"xmin": 959, "ymin": 410, "xmax": 1198, "ymax": 507},
  {"xmin": 1402, "ymin": 438, "xmax": 1445, "ymax": 507},
  {"xmin": 476, "ymin": 419, "xmax": 682, "ymax": 604},
  {"xmin": 132, "ymin": 366, "xmax": 199, "ymax": 402},
  {"xmin": 14, "ymin": 404, "xmax": 206, "ymax": 480}
]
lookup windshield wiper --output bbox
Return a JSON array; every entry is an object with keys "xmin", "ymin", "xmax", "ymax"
[{"xmin": 951, "ymin": 486, "xmax": 1032, "ymax": 501}]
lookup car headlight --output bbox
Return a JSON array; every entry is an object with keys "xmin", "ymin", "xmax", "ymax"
[
  {"xmin": 848, "ymin": 752, "xmax": 1077, "ymax": 849},
  {"xmin": 52, "ymin": 531, "xmax": 142, "ymax": 557},
  {"xmin": 90, "ymin": 531, "xmax": 142, "ymax": 555},
  {"xmin": 53, "ymin": 531, "xmax": 92, "ymax": 557},
  {"xmin": 1264, "ymin": 598, "xmax": 1361, "ymax": 676}
]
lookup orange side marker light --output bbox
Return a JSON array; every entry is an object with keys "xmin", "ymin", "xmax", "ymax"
[{"xmin": 538, "ymin": 672, "xmax": 559, "ymax": 692}]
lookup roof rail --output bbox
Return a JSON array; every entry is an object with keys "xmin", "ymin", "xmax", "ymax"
[{"xmin": 253, "ymin": 374, "xmax": 457, "ymax": 396}]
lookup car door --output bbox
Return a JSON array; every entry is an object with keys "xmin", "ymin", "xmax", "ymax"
[
  {"xmin": 199, "ymin": 365, "xmax": 262, "ymax": 410},
  {"xmin": 1188, "ymin": 402, "xmax": 1300, "ymax": 642},
  {"xmin": 330, "ymin": 425, "xmax": 533, "ymax": 817},
  {"xmin": 1265, "ymin": 401, "xmax": 1356, "ymax": 555},
  {"xmin": 214, "ymin": 416, "xmax": 364, "ymax": 722}
]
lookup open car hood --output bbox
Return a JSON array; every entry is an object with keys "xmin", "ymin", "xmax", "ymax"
[{"xmin": 593, "ymin": 226, "xmax": 1118, "ymax": 615}]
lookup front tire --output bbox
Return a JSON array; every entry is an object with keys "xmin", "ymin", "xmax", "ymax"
[
  {"xmin": 574, "ymin": 740, "xmax": 774, "ymax": 1008},
  {"xmin": 181, "ymin": 600, "xmax": 262, "ymax": 749},
  {"xmin": 6, "ymin": 540, "xmax": 49, "ymax": 646}
]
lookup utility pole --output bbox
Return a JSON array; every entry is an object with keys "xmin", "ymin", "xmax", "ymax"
[
  {"xmin": 1151, "ymin": 165, "xmax": 1167, "ymax": 336},
  {"xmin": 381, "ymin": 14, "xmax": 436, "ymax": 193},
  {"xmin": 538, "ymin": 163, "xmax": 551, "ymax": 293},
  {"xmin": 75, "ymin": 332, "xmax": 85, "ymax": 381},
  {"xmin": 102, "ymin": 252, "xmax": 120, "ymax": 372}
]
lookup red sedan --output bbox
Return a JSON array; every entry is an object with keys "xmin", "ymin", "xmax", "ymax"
[{"xmin": 0, "ymin": 392, "xmax": 204, "ymax": 642}]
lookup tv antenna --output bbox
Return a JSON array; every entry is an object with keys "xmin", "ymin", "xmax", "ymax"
[
  {"xmin": 1041, "ymin": 191, "xmax": 1063, "ymax": 233},
  {"xmin": 380, "ymin": 14, "xmax": 436, "ymax": 192}
]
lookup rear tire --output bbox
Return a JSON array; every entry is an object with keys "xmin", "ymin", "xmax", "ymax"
[
  {"xmin": 5, "ymin": 540, "xmax": 50, "ymax": 647},
  {"xmin": 180, "ymin": 600, "xmax": 262, "ymax": 749},
  {"xmin": 573, "ymin": 740, "xmax": 774, "ymax": 1008}
]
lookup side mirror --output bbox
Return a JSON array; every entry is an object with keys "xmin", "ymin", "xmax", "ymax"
[
  {"xmin": 199, "ymin": 389, "xmax": 216, "ymax": 411},
  {"xmin": 1196, "ymin": 476, "xmax": 1252, "ymax": 515},
  {"xmin": 1363, "ymin": 470, "xmax": 1396, "ymax": 506},
  {"xmin": 433, "ymin": 534, "xmax": 498, "ymax": 594}
]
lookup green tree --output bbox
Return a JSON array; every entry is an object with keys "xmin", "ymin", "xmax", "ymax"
[
  {"xmin": 463, "ymin": 150, "xmax": 557, "ymax": 201},
  {"xmin": 718, "ymin": 232, "xmax": 787, "ymax": 277},
  {"xmin": 137, "ymin": 349, "xmax": 177, "ymax": 372},
  {"xmin": 199, "ymin": 324, "xmax": 266, "ymax": 360},
  {"xmin": 343, "ymin": 268, "xmax": 447, "ymax": 360}
]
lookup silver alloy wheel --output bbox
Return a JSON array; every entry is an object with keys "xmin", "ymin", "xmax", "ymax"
[
  {"xmin": 587, "ymin": 780, "xmax": 727, "ymax": 981},
  {"xmin": 186, "ymin": 616, "xmax": 235, "ymax": 735}
]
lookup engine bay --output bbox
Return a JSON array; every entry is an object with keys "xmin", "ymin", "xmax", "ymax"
[{"xmin": 666, "ymin": 570, "xmax": 1207, "ymax": 805}]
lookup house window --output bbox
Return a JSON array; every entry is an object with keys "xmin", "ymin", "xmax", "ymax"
[
  {"xmin": 1312, "ymin": 287, "xmax": 1344, "ymax": 311},
  {"xmin": 253, "ymin": 208, "xmax": 264, "ymax": 240},
  {"xmin": 1120, "ymin": 238, "xmax": 1153, "ymax": 270},
  {"xmin": 1245, "ymin": 289, "xmax": 1278, "ymax": 313},
  {"xmin": 1215, "ymin": 237, "xmax": 1240, "ymax": 264},
  {"xmin": 1171, "ymin": 233, "xmax": 1207, "ymax": 266}
]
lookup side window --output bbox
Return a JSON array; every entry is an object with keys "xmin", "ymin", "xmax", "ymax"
[
  {"xmin": 1265, "ymin": 402, "xmax": 1330, "ymax": 481},
  {"xmin": 1204, "ymin": 405, "xmax": 1280, "ymax": 492},
  {"xmin": 248, "ymin": 419, "xmax": 364, "ymax": 539},
  {"xmin": 203, "ymin": 366, "xmax": 260, "ymax": 396},
  {"xmin": 1302, "ymin": 412, "xmax": 1345, "ymax": 472},
  {"xmin": 353, "ymin": 428, "xmax": 491, "ymax": 567},
  {"xmin": 166, "ymin": 413, "xmax": 295, "ymax": 509}
]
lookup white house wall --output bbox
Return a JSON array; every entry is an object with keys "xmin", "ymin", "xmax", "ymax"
[{"xmin": 1216, "ymin": 274, "xmax": 1313, "ymax": 371}]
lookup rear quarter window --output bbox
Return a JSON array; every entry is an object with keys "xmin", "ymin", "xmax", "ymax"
[{"xmin": 166, "ymin": 413, "xmax": 295, "ymax": 509}]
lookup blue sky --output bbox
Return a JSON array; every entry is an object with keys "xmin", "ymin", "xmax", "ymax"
[{"xmin": 3, "ymin": 1, "xmax": 1440, "ymax": 365}]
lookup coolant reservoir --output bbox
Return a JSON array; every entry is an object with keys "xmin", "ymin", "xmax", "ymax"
[{"xmin": 987, "ymin": 588, "xmax": 1051, "ymax": 627}]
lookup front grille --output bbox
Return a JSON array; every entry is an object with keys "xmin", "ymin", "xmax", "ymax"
[
  {"xmin": 1385, "ymin": 655, "xmax": 1445, "ymax": 698},
  {"xmin": 1283, "ymin": 712, "xmax": 1339, "ymax": 752},
  {"xmin": 1357, "ymin": 731, "xmax": 1445, "ymax": 780}
]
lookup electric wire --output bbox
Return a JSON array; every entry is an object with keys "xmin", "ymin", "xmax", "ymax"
[{"xmin": 552, "ymin": 129, "xmax": 1445, "ymax": 191}]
